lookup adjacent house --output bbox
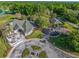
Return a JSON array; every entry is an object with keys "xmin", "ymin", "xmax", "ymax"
[{"xmin": 50, "ymin": 18, "xmax": 62, "ymax": 25}]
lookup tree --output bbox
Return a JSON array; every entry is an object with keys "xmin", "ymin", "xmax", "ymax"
[
  {"xmin": 35, "ymin": 16, "xmax": 50, "ymax": 29},
  {"xmin": 70, "ymin": 31, "xmax": 79, "ymax": 52}
]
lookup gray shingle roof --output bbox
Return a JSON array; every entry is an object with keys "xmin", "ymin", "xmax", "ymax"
[
  {"xmin": 13, "ymin": 19, "xmax": 33, "ymax": 35},
  {"xmin": 51, "ymin": 18, "xmax": 62, "ymax": 24}
]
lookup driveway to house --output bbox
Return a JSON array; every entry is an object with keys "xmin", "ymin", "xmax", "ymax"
[{"xmin": 7, "ymin": 38, "xmax": 73, "ymax": 58}]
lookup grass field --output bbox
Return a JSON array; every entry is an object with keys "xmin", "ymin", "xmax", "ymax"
[
  {"xmin": 63, "ymin": 22, "xmax": 76, "ymax": 32},
  {"xmin": 26, "ymin": 30, "xmax": 44, "ymax": 39},
  {"xmin": 0, "ymin": 14, "xmax": 14, "ymax": 26},
  {"xmin": 0, "ymin": 37, "xmax": 11, "ymax": 57}
]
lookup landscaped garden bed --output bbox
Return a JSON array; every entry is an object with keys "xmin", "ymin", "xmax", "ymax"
[
  {"xmin": 22, "ymin": 45, "xmax": 47, "ymax": 58},
  {"xmin": 22, "ymin": 48, "xmax": 30, "ymax": 58},
  {"xmin": 39, "ymin": 51, "xmax": 47, "ymax": 58},
  {"xmin": 31, "ymin": 45, "xmax": 41, "ymax": 51}
]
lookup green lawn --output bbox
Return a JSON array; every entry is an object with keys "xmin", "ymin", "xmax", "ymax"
[
  {"xmin": 48, "ymin": 34, "xmax": 72, "ymax": 49},
  {"xmin": 31, "ymin": 45, "xmax": 41, "ymax": 51},
  {"xmin": 39, "ymin": 51, "xmax": 47, "ymax": 58},
  {"xmin": 0, "ymin": 37, "xmax": 11, "ymax": 57},
  {"xmin": 26, "ymin": 30, "xmax": 44, "ymax": 39},
  {"xmin": 22, "ymin": 48, "xmax": 30, "ymax": 58},
  {"xmin": 0, "ymin": 14, "xmax": 14, "ymax": 26},
  {"xmin": 63, "ymin": 22, "xmax": 76, "ymax": 32}
]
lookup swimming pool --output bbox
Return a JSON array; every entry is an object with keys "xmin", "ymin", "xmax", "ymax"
[{"xmin": 0, "ymin": 9, "xmax": 5, "ymax": 15}]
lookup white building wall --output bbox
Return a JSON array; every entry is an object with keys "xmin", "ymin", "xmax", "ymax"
[{"xmin": 25, "ymin": 27, "xmax": 34, "ymax": 36}]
